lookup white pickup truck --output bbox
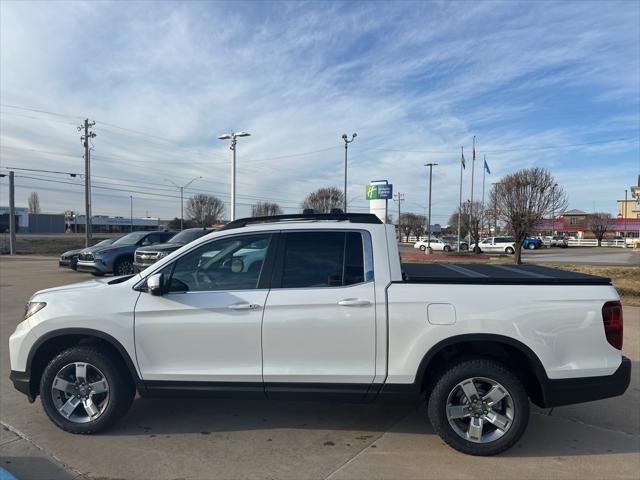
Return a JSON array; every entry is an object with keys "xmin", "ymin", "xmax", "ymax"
[{"xmin": 10, "ymin": 213, "xmax": 630, "ymax": 456}]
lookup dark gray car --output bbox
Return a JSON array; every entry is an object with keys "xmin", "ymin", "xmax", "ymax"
[{"xmin": 76, "ymin": 231, "xmax": 176, "ymax": 276}]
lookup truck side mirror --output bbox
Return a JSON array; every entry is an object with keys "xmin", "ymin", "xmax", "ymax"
[{"xmin": 147, "ymin": 273, "xmax": 164, "ymax": 296}]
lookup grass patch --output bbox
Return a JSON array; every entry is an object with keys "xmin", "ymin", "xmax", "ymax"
[{"xmin": 546, "ymin": 264, "xmax": 640, "ymax": 306}]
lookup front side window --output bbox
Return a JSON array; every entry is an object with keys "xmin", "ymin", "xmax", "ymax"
[
  {"xmin": 166, "ymin": 234, "xmax": 271, "ymax": 292},
  {"xmin": 280, "ymin": 231, "xmax": 365, "ymax": 288}
]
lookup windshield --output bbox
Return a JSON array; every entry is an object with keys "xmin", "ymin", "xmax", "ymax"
[
  {"xmin": 95, "ymin": 238, "xmax": 116, "ymax": 247},
  {"xmin": 112, "ymin": 232, "xmax": 147, "ymax": 246},
  {"xmin": 170, "ymin": 229, "xmax": 211, "ymax": 244}
]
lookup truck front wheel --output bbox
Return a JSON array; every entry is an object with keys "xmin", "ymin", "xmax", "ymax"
[
  {"xmin": 427, "ymin": 358, "xmax": 529, "ymax": 456},
  {"xmin": 40, "ymin": 346, "xmax": 135, "ymax": 434}
]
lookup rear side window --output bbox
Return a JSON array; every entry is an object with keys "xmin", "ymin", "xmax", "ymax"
[{"xmin": 280, "ymin": 231, "xmax": 365, "ymax": 288}]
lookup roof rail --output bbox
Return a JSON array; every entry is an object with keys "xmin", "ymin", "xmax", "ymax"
[{"xmin": 220, "ymin": 213, "xmax": 383, "ymax": 230}]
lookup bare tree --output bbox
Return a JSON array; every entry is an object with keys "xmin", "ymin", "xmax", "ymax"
[
  {"xmin": 448, "ymin": 201, "xmax": 482, "ymax": 245},
  {"xmin": 186, "ymin": 194, "xmax": 225, "ymax": 226},
  {"xmin": 491, "ymin": 168, "xmax": 568, "ymax": 264},
  {"xmin": 251, "ymin": 201, "xmax": 283, "ymax": 217},
  {"xmin": 589, "ymin": 212, "xmax": 612, "ymax": 247},
  {"xmin": 301, "ymin": 187, "xmax": 344, "ymax": 213},
  {"xmin": 398, "ymin": 213, "xmax": 426, "ymax": 242},
  {"xmin": 28, "ymin": 192, "xmax": 41, "ymax": 214}
]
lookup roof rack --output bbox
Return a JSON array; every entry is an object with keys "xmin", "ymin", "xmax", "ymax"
[{"xmin": 220, "ymin": 213, "xmax": 383, "ymax": 230}]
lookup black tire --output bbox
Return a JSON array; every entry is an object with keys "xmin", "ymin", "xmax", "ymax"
[
  {"xmin": 427, "ymin": 358, "xmax": 529, "ymax": 456},
  {"xmin": 460, "ymin": 244, "xmax": 469, "ymax": 251},
  {"xmin": 40, "ymin": 345, "xmax": 135, "ymax": 434},
  {"xmin": 419, "ymin": 245, "xmax": 427, "ymax": 252},
  {"xmin": 113, "ymin": 257, "xmax": 133, "ymax": 276},
  {"xmin": 527, "ymin": 243, "xmax": 536, "ymax": 250},
  {"xmin": 444, "ymin": 245, "xmax": 451, "ymax": 252},
  {"xmin": 505, "ymin": 247, "xmax": 515, "ymax": 254}
]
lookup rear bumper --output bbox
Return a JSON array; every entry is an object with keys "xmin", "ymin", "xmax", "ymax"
[
  {"xmin": 10, "ymin": 370, "xmax": 35, "ymax": 402},
  {"xmin": 537, "ymin": 356, "xmax": 631, "ymax": 408}
]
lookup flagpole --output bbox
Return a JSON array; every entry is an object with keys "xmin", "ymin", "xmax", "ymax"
[
  {"xmin": 481, "ymin": 154, "xmax": 486, "ymax": 237},
  {"xmin": 470, "ymin": 136, "xmax": 476, "ymax": 245},
  {"xmin": 457, "ymin": 146, "xmax": 464, "ymax": 252}
]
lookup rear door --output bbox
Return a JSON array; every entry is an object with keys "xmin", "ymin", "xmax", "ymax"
[{"xmin": 261, "ymin": 230, "xmax": 376, "ymax": 399}]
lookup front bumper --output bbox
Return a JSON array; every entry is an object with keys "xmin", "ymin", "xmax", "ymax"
[
  {"xmin": 58, "ymin": 259, "xmax": 72, "ymax": 268},
  {"xmin": 76, "ymin": 260, "xmax": 110, "ymax": 274},
  {"xmin": 537, "ymin": 356, "xmax": 631, "ymax": 408},
  {"xmin": 10, "ymin": 370, "xmax": 35, "ymax": 402},
  {"xmin": 133, "ymin": 262, "xmax": 154, "ymax": 273}
]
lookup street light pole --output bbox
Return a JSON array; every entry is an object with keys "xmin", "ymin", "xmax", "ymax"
[
  {"xmin": 341, "ymin": 133, "xmax": 357, "ymax": 213},
  {"xmin": 130, "ymin": 195, "xmax": 133, "ymax": 232},
  {"xmin": 552, "ymin": 183, "xmax": 557, "ymax": 235},
  {"xmin": 165, "ymin": 176, "xmax": 202, "ymax": 230},
  {"xmin": 424, "ymin": 163, "xmax": 438, "ymax": 247},
  {"xmin": 218, "ymin": 131, "xmax": 251, "ymax": 221},
  {"xmin": 624, "ymin": 189, "xmax": 628, "ymax": 248}
]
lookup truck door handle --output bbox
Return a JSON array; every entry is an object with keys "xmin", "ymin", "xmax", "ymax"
[
  {"xmin": 228, "ymin": 303, "xmax": 261, "ymax": 310},
  {"xmin": 338, "ymin": 298, "xmax": 371, "ymax": 307}
]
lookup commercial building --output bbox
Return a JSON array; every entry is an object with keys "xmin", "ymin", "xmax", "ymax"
[{"xmin": 66, "ymin": 214, "xmax": 167, "ymax": 233}]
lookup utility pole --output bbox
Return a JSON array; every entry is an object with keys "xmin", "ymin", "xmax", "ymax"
[
  {"xmin": 394, "ymin": 192, "xmax": 405, "ymax": 241},
  {"xmin": 166, "ymin": 176, "xmax": 202, "ymax": 230},
  {"xmin": 218, "ymin": 131, "xmax": 250, "ymax": 221},
  {"xmin": 341, "ymin": 133, "xmax": 357, "ymax": 212},
  {"xmin": 469, "ymin": 136, "xmax": 476, "ymax": 246},
  {"xmin": 424, "ymin": 163, "xmax": 437, "ymax": 247},
  {"xmin": 130, "ymin": 196, "xmax": 133, "ymax": 232},
  {"xmin": 8, "ymin": 171, "xmax": 16, "ymax": 254},
  {"xmin": 78, "ymin": 119, "xmax": 96, "ymax": 247}
]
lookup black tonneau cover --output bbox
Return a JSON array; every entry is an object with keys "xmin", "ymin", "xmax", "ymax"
[{"xmin": 401, "ymin": 263, "xmax": 611, "ymax": 286}]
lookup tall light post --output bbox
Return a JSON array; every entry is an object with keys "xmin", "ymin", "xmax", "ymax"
[
  {"xmin": 624, "ymin": 189, "xmax": 628, "ymax": 248},
  {"xmin": 424, "ymin": 163, "xmax": 438, "ymax": 247},
  {"xmin": 341, "ymin": 133, "xmax": 357, "ymax": 213},
  {"xmin": 551, "ymin": 183, "xmax": 558, "ymax": 235},
  {"xmin": 130, "ymin": 195, "xmax": 133, "ymax": 232},
  {"xmin": 218, "ymin": 131, "xmax": 251, "ymax": 221},
  {"xmin": 165, "ymin": 176, "xmax": 202, "ymax": 230}
]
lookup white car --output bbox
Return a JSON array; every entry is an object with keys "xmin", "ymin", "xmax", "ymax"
[
  {"xmin": 9, "ymin": 213, "xmax": 630, "ymax": 456},
  {"xmin": 472, "ymin": 236, "xmax": 516, "ymax": 254},
  {"xmin": 414, "ymin": 238, "xmax": 453, "ymax": 252}
]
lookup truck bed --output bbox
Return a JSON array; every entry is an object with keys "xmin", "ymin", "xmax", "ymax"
[{"xmin": 400, "ymin": 263, "xmax": 611, "ymax": 285}]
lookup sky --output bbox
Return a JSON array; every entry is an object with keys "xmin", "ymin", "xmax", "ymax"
[{"xmin": 1, "ymin": 0, "xmax": 639, "ymax": 224}]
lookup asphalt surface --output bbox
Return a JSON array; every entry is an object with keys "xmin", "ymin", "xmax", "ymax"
[
  {"xmin": 400, "ymin": 244, "xmax": 640, "ymax": 266},
  {"xmin": 1, "ymin": 256, "xmax": 639, "ymax": 480}
]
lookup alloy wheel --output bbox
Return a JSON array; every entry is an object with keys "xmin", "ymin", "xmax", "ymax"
[
  {"xmin": 51, "ymin": 362, "xmax": 110, "ymax": 423},
  {"xmin": 445, "ymin": 376, "xmax": 514, "ymax": 444}
]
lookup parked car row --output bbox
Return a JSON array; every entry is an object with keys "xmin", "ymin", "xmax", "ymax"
[
  {"xmin": 59, "ymin": 228, "xmax": 215, "ymax": 276},
  {"xmin": 413, "ymin": 236, "xmax": 546, "ymax": 254}
]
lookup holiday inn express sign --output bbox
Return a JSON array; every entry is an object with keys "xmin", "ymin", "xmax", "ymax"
[{"xmin": 365, "ymin": 183, "xmax": 393, "ymax": 200}]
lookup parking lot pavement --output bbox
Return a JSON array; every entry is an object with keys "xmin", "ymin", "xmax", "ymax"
[
  {"xmin": 523, "ymin": 247, "xmax": 640, "ymax": 266},
  {"xmin": 1, "ymin": 256, "xmax": 639, "ymax": 480}
]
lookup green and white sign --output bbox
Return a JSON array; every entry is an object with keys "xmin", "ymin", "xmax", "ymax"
[{"xmin": 365, "ymin": 183, "xmax": 393, "ymax": 200}]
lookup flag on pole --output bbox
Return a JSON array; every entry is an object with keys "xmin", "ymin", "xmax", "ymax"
[
  {"xmin": 484, "ymin": 159, "xmax": 491, "ymax": 174},
  {"xmin": 461, "ymin": 150, "xmax": 466, "ymax": 169}
]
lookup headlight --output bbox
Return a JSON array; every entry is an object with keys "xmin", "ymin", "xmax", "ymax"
[{"xmin": 24, "ymin": 302, "xmax": 46, "ymax": 320}]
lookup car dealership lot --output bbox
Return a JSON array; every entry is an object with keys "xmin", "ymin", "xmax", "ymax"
[{"xmin": 1, "ymin": 256, "xmax": 639, "ymax": 480}]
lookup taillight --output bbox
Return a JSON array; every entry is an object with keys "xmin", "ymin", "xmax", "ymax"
[{"xmin": 602, "ymin": 301, "xmax": 623, "ymax": 350}]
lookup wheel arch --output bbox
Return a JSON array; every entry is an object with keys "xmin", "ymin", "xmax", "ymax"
[
  {"xmin": 415, "ymin": 334, "xmax": 548, "ymax": 406},
  {"xmin": 26, "ymin": 328, "xmax": 144, "ymax": 400}
]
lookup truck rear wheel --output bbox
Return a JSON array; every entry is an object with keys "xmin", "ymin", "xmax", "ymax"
[
  {"xmin": 427, "ymin": 358, "xmax": 529, "ymax": 456},
  {"xmin": 40, "ymin": 346, "xmax": 135, "ymax": 434}
]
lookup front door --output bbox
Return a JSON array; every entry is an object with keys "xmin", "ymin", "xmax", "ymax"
[
  {"xmin": 134, "ymin": 233, "xmax": 274, "ymax": 386},
  {"xmin": 261, "ymin": 230, "xmax": 376, "ymax": 399}
]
